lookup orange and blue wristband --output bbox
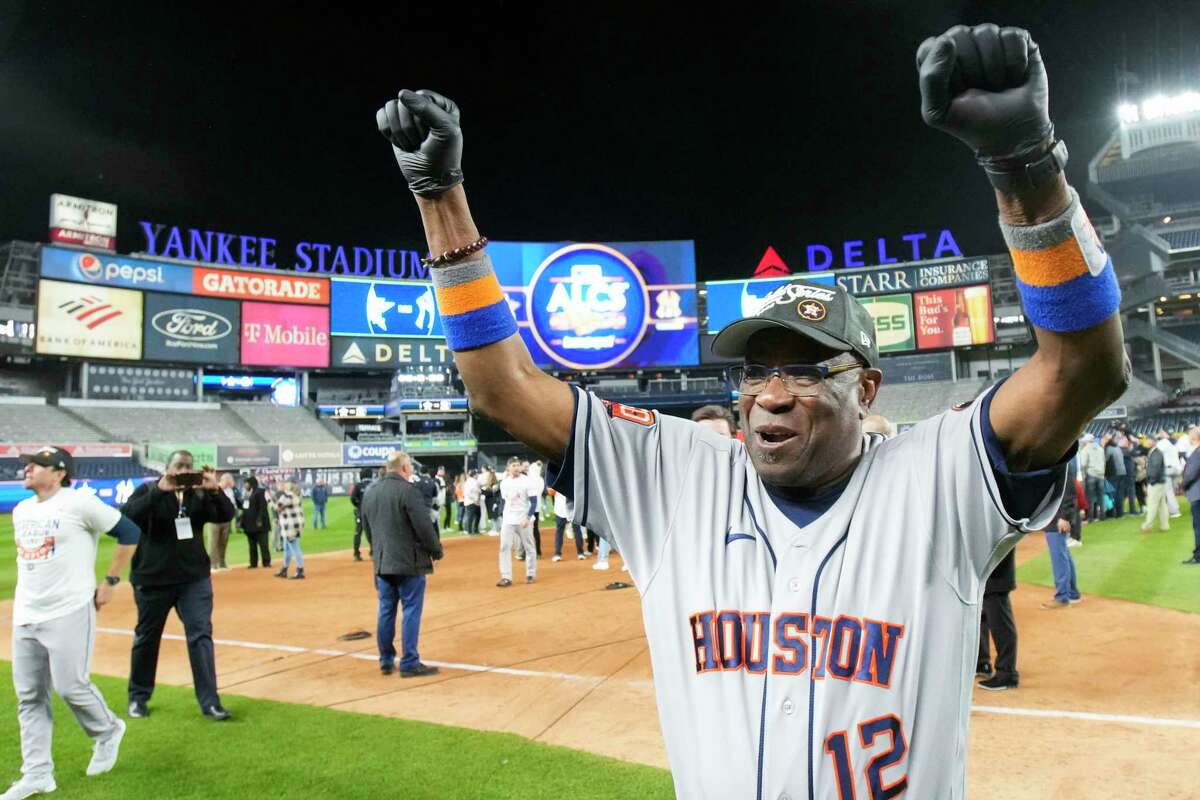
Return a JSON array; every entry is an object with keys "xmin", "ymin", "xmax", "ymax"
[
  {"xmin": 430, "ymin": 254, "xmax": 518, "ymax": 351},
  {"xmin": 1000, "ymin": 186, "xmax": 1120, "ymax": 333}
]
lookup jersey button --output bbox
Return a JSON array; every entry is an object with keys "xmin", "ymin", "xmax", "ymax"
[
  {"xmin": 788, "ymin": 577, "xmax": 803, "ymax": 592},
  {"xmin": 781, "ymin": 698, "xmax": 795, "ymax": 715}
]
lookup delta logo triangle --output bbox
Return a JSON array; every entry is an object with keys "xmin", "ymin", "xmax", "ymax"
[
  {"xmin": 753, "ymin": 246, "xmax": 790, "ymax": 278},
  {"xmin": 342, "ymin": 342, "xmax": 367, "ymax": 365}
]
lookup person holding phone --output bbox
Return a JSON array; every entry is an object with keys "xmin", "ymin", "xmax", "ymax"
[{"xmin": 120, "ymin": 449, "xmax": 236, "ymax": 721}]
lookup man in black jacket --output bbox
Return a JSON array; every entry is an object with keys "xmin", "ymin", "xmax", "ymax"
[
  {"xmin": 976, "ymin": 548, "xmax": 1020, "ymax": 691},
  {"xmin": 361, "ymin": 451, "xmax": 442, "ymax": 678},
  {"xmin": 120, "ymin": 449, "xmax": 236, "ymax": 720},
  {"xmin": 239, "ymin": 476, "xmax": 271, "ymax": 568},
  {"xmin": 350, "ymin": 468, "xmax": 375, "ymax": 562}
]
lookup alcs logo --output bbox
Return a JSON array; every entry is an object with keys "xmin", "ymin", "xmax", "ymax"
[{"xmin": 526, "ymin": 244, "xmax": 649, "ymax": 371}]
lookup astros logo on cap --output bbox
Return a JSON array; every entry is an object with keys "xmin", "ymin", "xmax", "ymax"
[{"xmin": 797, "ymin": 299, "xmax": 827, "ymax": 321}]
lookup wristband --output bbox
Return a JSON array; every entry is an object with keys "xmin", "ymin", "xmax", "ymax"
[
  {"xmin": 1000, "ymin": 186, "xmax": 1120, "ymax": 333},
  {"xmin": 430, "ymin": 253, "xmax": 519, "ymax": 351}
]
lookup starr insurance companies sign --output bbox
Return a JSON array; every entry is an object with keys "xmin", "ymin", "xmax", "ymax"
[{"xmin": 49, "ymin": 194, "xmax": 118, "ymax": 251}]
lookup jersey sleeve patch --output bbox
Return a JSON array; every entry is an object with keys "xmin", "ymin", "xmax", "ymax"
[{"xmin": 600, "ymin": 399, "xmax": 656, "ymax": 427}]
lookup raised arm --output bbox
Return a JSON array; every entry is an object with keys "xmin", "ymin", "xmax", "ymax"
[
  {"xmin": 918, "ymin": 24, "xmax": 1128, "ymax": 470},
  {"xmin": 377, "ymin": 90, "xmax": 574, "ymax": 458}
]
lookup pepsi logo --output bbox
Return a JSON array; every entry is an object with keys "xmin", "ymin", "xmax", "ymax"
[{"xmin": 76, "ymin": 254, "xmax": 103, "ymax": 280}]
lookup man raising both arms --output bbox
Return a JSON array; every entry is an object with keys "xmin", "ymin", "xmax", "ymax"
[
  {"xmin": 3, "ymin": 447, "xmax": 141, "ymax": 800},
  {"xmin": 377, "ymin": 23, "xmax": 1126, "ymax": 798}
]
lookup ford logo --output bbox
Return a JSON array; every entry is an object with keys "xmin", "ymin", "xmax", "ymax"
[{"xmin": 151, "ymin": 309, "xmax": 232, "ymax": 342}]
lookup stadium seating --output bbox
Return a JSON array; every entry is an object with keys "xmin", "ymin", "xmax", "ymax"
[
  {"xmin": 0, "ymin": 403, "xmax": 110, "ymax": 443},
  {"xmin": 871, "ymin": 378, "xmax": 991, "ymax": 423},
  {"xmin": 0, "ymin": 457, "xmax": 158, "ymax": 480},
  {"xmin": 224, "ymin": 403, "xmax": 341, "ymax": 443},
  {"xmin": 65, "ymin": 403, "xmax": 265, "ymax": 444}
]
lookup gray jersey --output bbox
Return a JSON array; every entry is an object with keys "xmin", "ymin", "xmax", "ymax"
[{"xmin": 556, "ymin": 387, "xmax": 1066, "ymax": 799}]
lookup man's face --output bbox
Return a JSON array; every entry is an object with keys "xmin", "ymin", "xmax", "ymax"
[
  {"xmin": 23, "ymin": 462, "xmax": 63, "ymax": 492},
  {"xmin": 219, "ymin": 473, "xmax": 234, "ymax": 489},
  {"xmin": 166, "ymin": 453, "xmax": 194, "ymax": 476},
  {"xmin": 737, "ymin": 329, "xmax": 879, "ymax": 488},
  {"xmin": 696, "ymin": 417, "xmax": 733, "ymax": 438},
  {"xmin": 508, "ymin": 462, "xmax": 522, "ymax": 478}
]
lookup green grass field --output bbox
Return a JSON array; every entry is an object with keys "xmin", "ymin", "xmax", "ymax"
[
  {"xmin": 0, "ymin": 667, "xmax": 674, "ymax": 799},
  {"xmin": 1016, "ymin": 499, "xmax": 1200, "ymax": 614}
]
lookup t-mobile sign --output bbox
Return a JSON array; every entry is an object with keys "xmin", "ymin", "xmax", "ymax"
[{"xmin": 241, "ymin": 301, "xmax": 329, "ymax": 367}]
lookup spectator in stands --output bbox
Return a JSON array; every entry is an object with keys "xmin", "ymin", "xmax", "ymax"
[
  {"xmin": 361, "ymin": 451, "xmax": 442, "ymax": 677},
  {"xmin": 1103, "ymin": 434, "xmax": 1127, "ymax": 519},
  {"xmin": 311, "ymin": 479, "xmax": 329, "ymax": 530},
  {"xmin": 1141, "ymin": 433, "xmax": 1172, "ymax": 533},
  {"xmin": 240, "ymin": 476, "xmax": 272, "ymax": 569},
  {"xmin": 691, "ymin": 404, "xmax": 737, "ymax": 437},
  {"xmin": 274, "ymin": 482, "xmax": 305, "ymax": 580},
  {"xmin": 206, "ymin": 473, "xmax": 237, "ymax": 571},
  {"xmin": 121, "ymin": 449, "xmax": 235, "ymax": 721},
  {"xmin": 463, "ymin": 469, "xmax": 481, "ymax": 536},
  {"xmin": 1077, "ymin": 434, "xmax": 1105, "ymax": 525},
  {"xmin": 1180, "ymin": 427, "xmax": 1200, "ymax": 566},
  {"xmin": 862, "ymin": 414, "xmax": 897, "ymax": 438},
  {"xmin": 350, "ymin": 468, "xmax": 375, "ymax": 561},
  {"xmin": 1041, "ymin": 457, "xmax": 1083, "ymax": 609}
]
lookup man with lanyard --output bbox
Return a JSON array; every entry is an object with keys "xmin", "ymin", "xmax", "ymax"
[
  {"xmin": 120, "ymin": 449, "xmax": 236, "ymax": 721},
  {"xmin": 375, "ymin": 22, "xmax": 1127, "ymax": 796},
  {"xmin": 2, "ymin": 447, "xmax": 141, "ymax": 800}
]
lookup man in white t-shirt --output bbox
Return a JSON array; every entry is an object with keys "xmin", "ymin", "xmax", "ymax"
[
  {"xmin": 497, "ymin": 457, "xmax": 538, "ymax": 586},
  {"xmin": 3, "ymin": 447, "xmax": 142, "ymax": 800}
]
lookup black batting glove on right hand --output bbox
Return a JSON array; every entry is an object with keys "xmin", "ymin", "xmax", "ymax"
[
  {"xmin": 917, "ymin": 24, "xmax": 1053, "ymax": 160},
  {"xmin": 376, "ymin": 89, "xmax": 464, "ymax": 197}
]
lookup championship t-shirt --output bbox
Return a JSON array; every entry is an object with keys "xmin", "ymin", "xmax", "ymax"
[
  {"xmin": 12, "ymin": 487, "xmax": 121, "ymax": 626},
  {"xmin": 500, "ymin": 475, "xmax": 537, "ymax": 525}
]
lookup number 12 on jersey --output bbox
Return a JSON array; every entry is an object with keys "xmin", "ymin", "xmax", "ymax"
[{"xmin": 823, "ymin": 714, "xmax": 908, "ymax": 799}]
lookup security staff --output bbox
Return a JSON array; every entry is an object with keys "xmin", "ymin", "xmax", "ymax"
[{"xmin": 120, "ymin": 449, "xmax": 236, "ymax": 721}]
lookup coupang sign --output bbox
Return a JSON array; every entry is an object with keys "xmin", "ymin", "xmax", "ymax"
[{"xmin": 137, "ymin": 222, "xmax": 428, "ymax": 279}]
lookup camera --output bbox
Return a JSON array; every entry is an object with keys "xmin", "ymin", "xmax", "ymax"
[{"xmin": 173, "ymin": 471, "xmax": 204, "ymax": 488}]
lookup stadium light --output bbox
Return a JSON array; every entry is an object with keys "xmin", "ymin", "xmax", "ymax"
[
  {"xmin": 1118, "ymin": 90, "xmax": 1200, "ymax": 125},
  {"xmin": 1163, "ymin": 216, "xmax": 1173, "ymax": 224}
]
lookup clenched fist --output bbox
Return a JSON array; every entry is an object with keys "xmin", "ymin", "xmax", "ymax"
[
  {"xmin": 917, "ymin": 24, "xmax": 1053, "ymax": 159},
  {"xmin": 377, "ymin": 89, "xmax": 464, "ymax": 196}
]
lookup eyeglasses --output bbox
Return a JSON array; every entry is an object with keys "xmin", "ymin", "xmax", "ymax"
[{"xmin": 725, "ymin": 362, "xmax": 863, "ymax": 397}]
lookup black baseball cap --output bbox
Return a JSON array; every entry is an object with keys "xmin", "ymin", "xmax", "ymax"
[
  {"xmin": 20, "ymin": 446, "xmax": 75, "ymax": 477},
  {"xmin": 710, "ymin": 279, "xmax": 879, "ymax": 368}
]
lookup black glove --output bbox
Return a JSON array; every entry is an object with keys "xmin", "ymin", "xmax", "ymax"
[
  {"xmin": 916, "ymin": 24, "xmax": 1052, "ymax": 160},
  {"xmin": 376, "ymin": 89, "xmax": 464, "ymax": 196}
]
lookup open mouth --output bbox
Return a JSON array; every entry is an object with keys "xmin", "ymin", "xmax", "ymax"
[{"xmin": 755, "ymin": 427, "xmax": 797, "ymax": 445}]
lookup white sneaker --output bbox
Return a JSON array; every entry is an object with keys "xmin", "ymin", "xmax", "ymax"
[
  {"xmin": 486, "ymin": 530, "xmax": 499, "ymax": 537},
  {"xmin": 0, "ymin": 775, "xmax": 57, "ymax": 799},
  {"xmin": 593, "ymin": 561, "xmax": 610, "ymax": 571},
  {"xmin": 86, "ymin": 718, "xmax": 126, "ymax": 776},
  {"xmin": 1066, "ymin": 538, "xmax": 1081, "ymax": 548},
  {"xmin": 577, "ymin": 554, "xmax": 587, "ymax": 560},
  {"xmin": 552, "ymin": 555, "xmax": 562, "ymax": 562}
]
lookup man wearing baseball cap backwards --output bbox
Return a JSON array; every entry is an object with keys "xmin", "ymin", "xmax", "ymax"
[
  {"xmin": 2, "ymin": 447, "xmax": 142, "ymax": 800},
  {"xmin": 377, "ymin": 22, "xmax": 1127, "ymax": 798}
]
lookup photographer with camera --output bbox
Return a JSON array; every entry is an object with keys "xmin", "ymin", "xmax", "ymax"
[{"xmin": 120, "ymin": 449, "xmax": 236, "ymax": 722}]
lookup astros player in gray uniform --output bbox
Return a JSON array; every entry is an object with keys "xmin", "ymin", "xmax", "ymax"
[
  {"xmin": 378, "ymin": 23, "xmax": 1127, "ymax": 799},
  {"xmin": 4, "ymin": 447, "xmax": 142, "ymax": 800}
]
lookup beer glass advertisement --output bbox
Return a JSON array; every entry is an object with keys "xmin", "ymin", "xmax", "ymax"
[{"xmin": 914, "ymin": 285, "xmax": 994, "ymax": 350}]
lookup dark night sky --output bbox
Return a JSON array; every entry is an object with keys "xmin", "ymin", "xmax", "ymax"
[{"xmin": 2, "ymin": 1, "xmax": 1198, "ymax": 281}]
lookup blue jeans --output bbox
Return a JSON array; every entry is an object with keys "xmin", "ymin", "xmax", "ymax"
[
  {"xmin": 376, "ymin": 574, "xmax": 426, "ymax": 670},
  {"xmin": 313, "ymin": 503, "xmax": 326, "ymax": 529},
  {"xmin": 284, "ymin": 538, "xmax": 304, "ymax": 570},
  {"xmin": 1044, "ymin": 531, "xmax": 1080, "ymax": 603}
]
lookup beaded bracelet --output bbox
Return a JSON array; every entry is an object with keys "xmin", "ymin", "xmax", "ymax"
[{"xmin": 422, "ymin": 236, "xmax": 489, "ymax": 269}]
